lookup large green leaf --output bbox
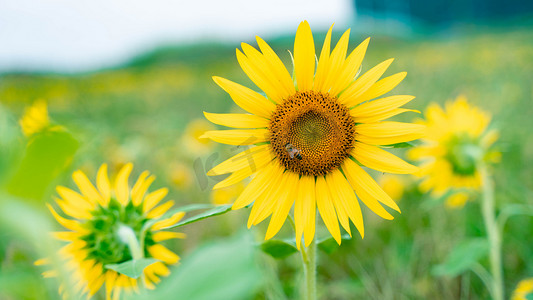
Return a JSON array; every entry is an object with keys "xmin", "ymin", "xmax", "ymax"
[
  {"xmin": 166, "ymin": 204, "xmax": 233, "ymax": 229},
  {"xmin": 260, "ymin": 240, "xmax": 298, "ymax": 259},
  {"xmin": 432, "ymin": 238, "xmax": 489, "ymax": 277},
  {"xmin": 6, "ymin": 129, "xmax": 79, "ymax": 200},
  {"xmin": 133, "ymin": 232, "xmax": 261, "ymax": 300},
  {"xmin": 105, "ymin": 258, "xmax": 159, "ymax": 279}
]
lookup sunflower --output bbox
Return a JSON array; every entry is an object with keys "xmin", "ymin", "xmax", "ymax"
[
  {"xmin": 512, "ymin": 278, "xmax": 533, "ymax": 300},
  {"xmin": 36, "ymin": 163, "xmax": 185, "ymax": 299},
  {"xmin": 408, "ymin": 96, "xmax": 499, "ymax": 208},
  {"xmin": 202, "ymin": 21, "xmax": 423, "ymax": 248}
]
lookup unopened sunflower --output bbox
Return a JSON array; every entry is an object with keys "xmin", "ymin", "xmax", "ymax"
[
  {"xmin": 37, "ymin": 163, "xmax": 185, "ymax": 299},
  {"xmin": 409, "ymin": 96, "xmax": 499, "ymax": 207},
  {"xmin": 202, "ymin": 21, "xmax": 423, "ymax": 247}
]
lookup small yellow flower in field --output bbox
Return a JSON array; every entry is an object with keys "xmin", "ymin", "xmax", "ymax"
[
  {"xmin": 512, "ymin": 278, "xmax": 533, "ymax": 300},
  {"xmin": 211, "ymin": 182, "xmax": 245, "ymax": 205},
  {"xmin": 169, "ymin": 162, "xmax": 193, "ymax": 190},
  {"xmin": 37, "ymin": 163, "xmax": 185, "ymax": 299},
  {"xmin": 379, "ymin": 174, "xmax": 405, "ymax": 202},
  {"xmin": 182, "ymin": 119, "xmax": 215, "ymax": 156},
  {"xmin": 409, "ymin": 96, "xmax": 499, "ymax": 206},
  {"xmin": 20, "ymin": 99, "xmax": 50, "ymax": 136},
  {"xmin": 202, "ymin": 21, "xmax": 423, "ymax": 248}
]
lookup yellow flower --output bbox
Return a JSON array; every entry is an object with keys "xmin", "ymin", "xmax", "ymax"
[
  {"xmin": 37, "ymin": 163, "xmax": 185, "ymax": 299},
  {"xmin": 379, "ymin": 174, "xmax": 405, "ymax": 202},
  {"xmin": 182, "ymin": 119, "xmax": 215, "ymax": 156},
  {"xmin": 19, "ymin": 99, "xmax": 50, "ymax": 136},
  {"xmin": 512, "ymin": 278, "xmax": 533, "ymax": 300},
  {"xmin": 211, "ymin": 182, "xmax": 245, "ymax": 205},
  {"xmin": 202, "ymin": 21, "xmax": 423, "ymax": 248},
  {"xmin": 409, "ymin": 96, "xmax": 499, "ymax": 205}
]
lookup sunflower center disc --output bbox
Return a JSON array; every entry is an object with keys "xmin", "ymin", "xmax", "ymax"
[{"xmin": 269, "ymin": 91, "xmax": 355, "ymax": 176}]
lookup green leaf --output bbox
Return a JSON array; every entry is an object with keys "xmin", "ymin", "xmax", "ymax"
[
  {"xmin": 526, "ymin": 293, "xmax": 533, "ymax": 300},
  {"xmin": 318, "ymin": 234, "xmax": 352, "ymax": 254},
  {"xmin": 105, "ymin": 258, "xmax": 158, "ymax": 279},
  {"xmin": 167, "ymin": 204, "xmax": 233, "ymax": 229},
  {"xmin": 431, "ymin": 238, "xmax": 489, "ymax": 277},
  {"xmin": 384, "ymin": 141, "xmax": 418, "ymax": 148},
  {"xmin": 133, "ymin": 232, "xmax": 261, "ymax": 300},
  {"xmin": 6, "ymin": 129, "xmax": 79, "ymax": 200},
  {"xmin": 260, "ymin": 240, "xmax": 298, "ymax": 259}
]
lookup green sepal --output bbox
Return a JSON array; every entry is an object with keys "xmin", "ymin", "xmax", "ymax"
[{"xmin": 105, "ymin": 258, "xmax": 159, "ymax": 279}]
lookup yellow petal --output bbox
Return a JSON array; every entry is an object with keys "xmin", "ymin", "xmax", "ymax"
[
  {"xmin": 97, "ymin": 164, "xmax": 111, "ymax": 207},
  {"xmin": 236, "ymin": 48, "xmax": 284, "ymax": 103},
  {"xmin": 315, "ymin": 176, "xmax": 341, "ymax": 244},
  {"xmin": 46, "ymin": 203, "xmax": 83, "ymax": 231},
  {"xmin": 208, "ymin": 144, "xmax": 274, "ymax": 176},
  {"xmin": 132, "ymin": 174, "xmax": 155, "ymax": 207},
  {"xmin": 294, "ymin": 176, "xmax": 315, "ymax": 249},
  {"xmin": 330, "ymin": 37, "xmax": 370, "ymax": 96},
  {"xmin": 350, "ymin": 95, "xmax": 415, "ymax": 122},
  {"xmin": 264, "ymin": 172, "xmax": 299, "ymax": 240},
  {"xmin": 342, "ymin": 163, "xmax": 394, "ymax": 220},
  {"xmin": 327, "ymin": 170, "xmax": 365, "ymax": 238},
  {"xmin": 339, "ymin": 59, "xmax": 394, "ymax": 107},
  {"xmin": 294, "ymin": 20, "xmax": 315, "ymax": 92},
  {"xmin": 148, "ymin": 244, "xmax": 179, "ymax": 265},
  {"xmin": 232, "ymin": 160, "xmax": 278, "ymax": 210},
  {"xmin": 212, "ymin": 76, "xmax": 275, "ymax": 118},
  {"xmin": 146, "ymin": 200, "xmax": 174, "ymax": 219},
  {"xmin": 213, "ymin": 167, "xmax": 253, "ymax": 190},
  {"xmin": 320, "ymin": 29, "xmax": 351, "ymax": 93},
  {"xmin": 56, "ymin": 186, "xmax": 92, "ymax": 210},
  {"xmin": 247, "ymin": 165, "xmax": 286, "ymax": 227},
  {"xmin": 255, "ymin": 36, "xmax": 296, "ymax": 96},
  {"xmin": 114, "ymin": 163, "xmax": 133, "ymax": 206},
  {"xmin": 355, "ymin": 72, "xmax": 407, "ymax": 103},
  {"xmin": 143, "ymin": 188, "xmax": 169, "ymax": 213},
  {"xmin": 152, "ymin": 231, "xmax": 187, "ymax": 242},
  {"xmin": 200, "ymin": 129, "xmax": 269, "ymax": 145},
  {"xmin": 356, "ymin": 122, "xmax": 425, "ymax": 145},
  {"xmin": 342, "ymin": 158, "xmax": 400, "ymax": 212},
  {"xmin": 313, "ymin": 24, "xmax": 334, "ymax": 92},
  {"xmin": 131, "ymin": 171, "xmax": 149, "ymax": 206},
  {"xmin": 151, "ymin": 211, "xmax": 185, "ymax": 231},
  {"xmin": 203, "ymin": 112, "xmax": 269, "ymax": 128},
  {"xmin": 325, "ymin": 172, "xmax": 351, "ymax": 237},
  {"xmin": 72, "ymin": 170, "xmax": 103, "ymax": 206},
  {"xmin": 352, "ymin": 108, "xmax": 419, "ymax": 124},
  {"xmin": 352, "ymin": 142, "xmax": 418, "ymax": 174}
]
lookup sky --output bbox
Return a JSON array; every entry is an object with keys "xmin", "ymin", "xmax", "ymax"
[{"xmin": 0, "ymin": 0, "xmax": 353, "ymax": 72}]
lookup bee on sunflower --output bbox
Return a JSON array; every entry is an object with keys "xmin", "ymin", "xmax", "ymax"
[
  {"xmin": 201, "ymin": 21, "xmax": 423, "ymax": 248},
  {"xmin": 36, "ymin": 163, "xmax": 185, "ymax": 299}
]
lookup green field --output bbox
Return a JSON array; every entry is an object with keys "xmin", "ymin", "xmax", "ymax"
[{"xmin": 1, "ymin": 25, "xmax": 532, "ymax": 299}]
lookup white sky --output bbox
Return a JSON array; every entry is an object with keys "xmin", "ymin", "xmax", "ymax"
[{"xmin": 0, "ymin": 0, "xmax": 353, "ymax": 72}]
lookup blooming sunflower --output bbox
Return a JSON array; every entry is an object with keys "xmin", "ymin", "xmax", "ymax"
[
  {"xmin": 408, "ymin": 96, "xmax": 499, "ymax": 208},
  {"xmin": 202, "ymin": 21, "xmax": 423, "ymax": 247},
  {"xmin": 512, "ymin": 278, "xmax": 533, "ymax": 300},
  {"xmin": 36, "ymin": 163, "xmax": 185, "ymax": 299}
]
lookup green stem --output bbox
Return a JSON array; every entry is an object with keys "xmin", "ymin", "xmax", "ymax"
[
  {"xmin": 480, "ymin": 165, "xmax": 504, "ymax": 300},
  {"xmin": 301, "ymin": 238, "xmax": 317, "ymax": 300},
  {"xmin": 117, "ymin": 224, "xmax": 143, "ymax": 260}
]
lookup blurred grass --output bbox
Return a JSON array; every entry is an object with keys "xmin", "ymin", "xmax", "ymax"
[{"xmin": 0, "ymin": 26, "xmax": 532, "ymax": 299}]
